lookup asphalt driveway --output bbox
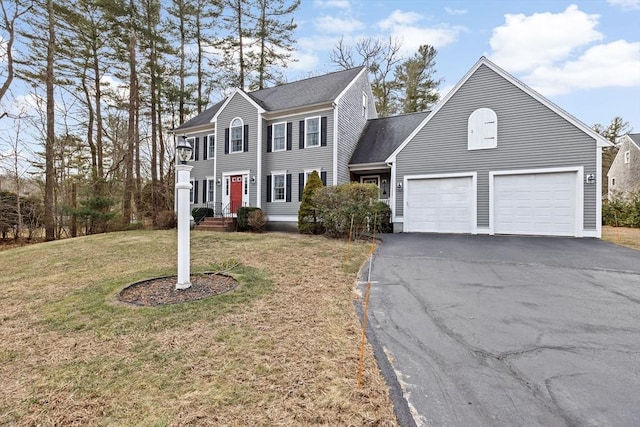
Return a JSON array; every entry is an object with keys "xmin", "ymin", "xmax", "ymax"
[{"xmin": 364, "ymin": 234, "xmax": 640, "ymax": 427}]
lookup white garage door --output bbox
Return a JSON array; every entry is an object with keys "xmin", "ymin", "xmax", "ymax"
[
  {"xmin": 405, "ymin": 177, "xmax": 474, "ymax": 233},
  {"xmin": 493, "ymin": 172, "xmax": 577, "ymax": 236}
]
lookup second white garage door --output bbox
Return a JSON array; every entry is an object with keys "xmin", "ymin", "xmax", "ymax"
[
  {"xmin": 405, "ymin": 176, "xmax": 474, "ymax": 233},
  {"xmin": 493, "ymin": 172, "xmax": 577, "ymax": 236}
]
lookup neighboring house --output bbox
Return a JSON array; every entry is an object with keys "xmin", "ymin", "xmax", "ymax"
[
  {"xmin": 175, "ymin": 57, "xmax": 610, "ymax": 237},
  {"xmin": 608, "ymin": 133, "xmax": 640, "ymax": 199}
]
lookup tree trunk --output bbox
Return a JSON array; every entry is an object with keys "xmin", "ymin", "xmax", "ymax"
[
  {"xmin": 44, "ymin": 0, "xmax": 56, "ymax": 241},
  {"xmin": 123, "ymin": 24, "xmax": 137, "ymax": 225}
]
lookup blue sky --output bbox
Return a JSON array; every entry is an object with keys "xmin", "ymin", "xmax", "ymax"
[{"xmin": 285, "ymin": 0, "xmax": 640, "ymax": 132}]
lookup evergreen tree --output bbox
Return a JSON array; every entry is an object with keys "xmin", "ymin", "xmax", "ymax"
[
  {"xmin": 247, "ymin": 0, "xmax": 300, "ymax": 90},
  {"xmin": 394, "ymin": 44, "xmax": 441, "ymax": 113},
  {"xmin": 298, "ymin": 170, "xmax": 323, "ymax": 234}
]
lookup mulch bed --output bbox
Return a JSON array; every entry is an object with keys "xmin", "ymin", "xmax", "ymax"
[{"xmin": 118, "ymin": 273, "xmax": 239, "ymax": 306}]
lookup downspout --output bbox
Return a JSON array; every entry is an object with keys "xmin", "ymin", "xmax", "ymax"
[
  {"xmin": 387, "ymin": 160, "xmax": 396, "ymax": 223},
  {"xmin": 256, "ymin": 112, "xmax": 262, "ymax": 208},
  {"xmin": 333, "ymin": 102, "xmax": 338, "ymax": 185}
]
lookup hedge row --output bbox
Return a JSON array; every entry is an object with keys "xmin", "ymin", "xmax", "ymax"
[{"xmin": 603, "ymin": 192, "xmax": 640, "ymax": 228}]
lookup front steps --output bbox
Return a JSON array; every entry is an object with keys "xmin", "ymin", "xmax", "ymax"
[{"xmin": 196, "ymin": 217, "xmax": 236, "ymax": 232}]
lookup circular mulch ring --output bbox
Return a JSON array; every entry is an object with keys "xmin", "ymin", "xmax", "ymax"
[{"xmin": 118, "ymin": 273, "xmax": 239, "ymax": 306}]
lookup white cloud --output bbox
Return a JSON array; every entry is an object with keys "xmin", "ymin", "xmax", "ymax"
[
  {"xmin": 314, "ymin": 0, "xmax": 351, "ymax": 9},
  {"xmin": 377, "ymin": 9, "xmax": 465, "ymax": 53},
  {"xmin": 489, "ymin": 4, "xmax": 603, "ymax": 73},
  {"xmin": 315, "ymin": 15, "xmax": 364, "ymax": 34},
  {"xmin": 378, "ymin": 10, "xmax": 422, "ymax": 30},
  {"xmin": 606, "ymin": 0, "xmax": 640, "ymax": 10},
  {"xmin": 288, "ymin": 49, "xmax": 320, "ymax": 73},
  {"xmin": 444, "ymin": 7, "xmax": 467, "ymax": 16},
  {"xmin": 524, "ymin": 40, "xmax": 640, "ymax": 96}
]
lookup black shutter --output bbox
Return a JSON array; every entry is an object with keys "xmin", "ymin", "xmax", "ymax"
[
  {"xmin": 266, "ymin": 175, "xmax": 272, "ymax": 202},
  {"xmin": 267, "ymin": 125, "xmax": 272, "ymax": 152},
  {"xmin": 286, "ymin": 174, "xmax": 292, "ymax": 202},
  {"xmin": 298, "ymin": 172, "xmax": 304, "ymax": 202},
  {"xmin": 286, "ymin": 122, "xmax": 292, "ymax": 151},
  {"xmin": 195, "ymin": 137, "xmax": 200, "ymax": 161},
  {"xmin": 243, "ymin": 124, "xmax": 249, "ymax": 152},
  {"xmin": 299, "ymin": 120, "xmax": 305, "ymax": 149},
  {"xmin": 224, "ymin": 128, "xmax": 229, "ymax": 154},
  {"xmin": 321, "ymin": 116, "xmax": 327, "ymax": 146},
  {"xmin": 321, "ymin": 171, "xmax": 327, "ymax": 186},
  {"xmin": 203, "ymin": 136, "xmax": 208, "ymax": 160},
  {"xmin": 202, "ymin": 180, "xmax": 207, "ymax": 202},
  {"xmin": 194, "ymin": 180, "xmax": 199, "ymax": 204}
]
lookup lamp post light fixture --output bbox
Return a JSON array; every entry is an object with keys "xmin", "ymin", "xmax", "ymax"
[{"xmin": 175, "ymin": 136, "xmax": 193, "ymax": 290}]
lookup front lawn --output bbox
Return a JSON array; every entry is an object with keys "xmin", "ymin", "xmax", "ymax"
[
  {"xmin": 0, "ymin": 231, "xmax": 396, "ymax": 426},
  {"xmin": 602, "ymin": 226, "xmax": 640, "ymax": 250}
]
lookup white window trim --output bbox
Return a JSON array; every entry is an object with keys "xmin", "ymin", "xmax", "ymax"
[
  {"xmin": 271, "ymin": 170, "xmax": 287, "ymax": 203},
  {"xmin": 305, "ymin": 116, "xmax": 321, "ymax": 148},
  {"xmin": 624, "ymin": 150, "xmax": 630, "ymax": 164},
  {"xmin": 189, "ymin": 178, "xmax": 195, "ymax": 203},
  {"xmin": 207, "ymin": 133, "xmax": 215, "ymax": 159},
  {"xmin": 272, "ymin": 121, "xmax": 287, "ymax": 152},
  {"xmin": 303, "ymin": 168, "xmax": 322, "ymax": 187},
  {"xmin": 360, "ymin": 175, "xmax": 380, "ymax": 186},
  {"xmin": 362, "ymin": 92, "xmax": 367, "ymax": 117},
  {"xmin": 206, "ymin": 176, "xmax": 215, "ymax": 203},
  {"xmin": 611, "ymin": 177, "xmax": 616, "ymax": 186},
  {"xmin": 186, "ymin": 136, "xmax": 196, "ymax": 160},
  {"xmin": 230, "ymin": 117, "xmax": 244, "ymax": 153}
]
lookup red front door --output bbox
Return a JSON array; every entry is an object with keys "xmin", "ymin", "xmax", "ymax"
[{"xmin": 230, "ymin": 175, "xmax": 243, "ymax": 213}]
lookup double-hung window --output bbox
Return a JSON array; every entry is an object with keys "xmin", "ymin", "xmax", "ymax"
[
  {"xmin": 273, "ymin": 122, "xmax": 286, "ymax": 151},
  {"xmin": 305, "ymin": 117, "xmax": 320, "ymax": 148},
  {"xmin": 186, "ymin": 137, "xmax": 196, "ymax": 160},
  {"xmin": 624, "ymin": 150, "xmax": 630, "ymax": 164},
  {"xmin": 189, "ymin": 179, "xmax": 195, "ymax": 203},
  {"xmin": 272, "ymin": 173, "xmax": 286, "ymax": 202},
  {"xmin": 207, "ymin": 134, "xmax": 215, "ymax": 159},
  {"xmin": 207, "ymin": 178, "xmax": 215, "ymax": 202},
  {"xmin": 230, "ymin": 118, "xmax": 243, "ymax": 153}
]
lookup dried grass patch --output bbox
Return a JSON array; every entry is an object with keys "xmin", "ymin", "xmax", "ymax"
[
  {"xmin": 602, "ymin": 226, "xmax": 640, "ymax": 250},
  {"xmin": 0, "ymin": 231, "xmax": 397, "ymax": 426}
]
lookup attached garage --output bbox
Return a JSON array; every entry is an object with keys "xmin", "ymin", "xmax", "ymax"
[
  {"xmin": 491, "ymin": 170, "xmax": 580, "ymax": 237},
  {"xmin": 404, "ymin": 174, "xmax": 476, "ymax": 233}
]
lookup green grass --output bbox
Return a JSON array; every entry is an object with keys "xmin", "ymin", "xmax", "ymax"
[{"xmin": 0, "ymin": 230, "xmax": 397, "ymax": 426}]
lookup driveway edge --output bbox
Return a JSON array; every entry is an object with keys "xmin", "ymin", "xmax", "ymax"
[{"xmin": 355, "ymin": 258, "xmax": 417, "ymax": 427}]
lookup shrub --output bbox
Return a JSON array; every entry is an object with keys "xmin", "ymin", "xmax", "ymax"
[
  {"xmin": 237, "ymin": 206, "xmax": 261, "ymax": 231},
  {"xmin": 313, "ymin": 183, "xmax": 380, "ymax": 239},
  {"xmin": 248, "ymin": 209, "xmax": 267, "ymax": 233},
  {"xmin": 192, "ymin": 207, "xmax": 214, "ymax": 224},
  {"xmin": 372, "ymin": 201, "xmax": 393, "ymax": 234},
  {"xmin": 156, "ymin": 210, "xmax": 177, "ymax": 229},
  {"xmin": 602, "ymin": 191, "xmax": 640, "ymax": 228},
  {"xmin": 298, "ymin": 170, "xmax": 324, "ymax": 234}
]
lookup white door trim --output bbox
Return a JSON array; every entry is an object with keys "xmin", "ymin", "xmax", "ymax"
[
  {"xmin": 221, "ymin": 169, "xmax": 251, "ymax": 215},
  {"xmin": 404, "ymin": 172, "xmax": 477, "ymax": 234},
  {"xmin": 489, "ymin": 166, "xmax": 583, "ymax": 237}
]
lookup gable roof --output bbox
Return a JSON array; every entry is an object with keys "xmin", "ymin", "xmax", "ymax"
[
  {"xmin": 174, "ymin": 66, "xmax": 366, "ymax": 132},
  {"xmin": 174, "ymin": 99, "xmax": 225, "ymax": 131},
  {"xmin": 386, "ymin": 56, "xmax": 612, "ymax": 162},
  {"xmin": 350, "ymin": 111, "xmax": 429, "ymax": 165},
  {"xmin": 625, "ymin": 133, "xmax": 640, "ymax": 150},
  {"xmin": 248, "ymin": 66, "xmax": 366, "ymax": 112}
]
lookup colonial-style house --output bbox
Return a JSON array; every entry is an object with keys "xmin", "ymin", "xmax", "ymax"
[
  {"xmin": 175, "ymin": 57, "xmax": 610, "ymax": 237},
  {"xmin": 608, "ymin": 133, "xmax": 640, "ymax": 199}
]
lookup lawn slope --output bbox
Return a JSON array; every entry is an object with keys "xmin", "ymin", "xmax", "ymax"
[{"xmin": 0, "ymin": 231, "xmax": 396, "ymax": 426}]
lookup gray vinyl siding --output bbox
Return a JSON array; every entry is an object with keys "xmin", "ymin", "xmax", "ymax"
[
  {"xmin": 336, "ymin": 71, "xmax": 377, "ymax": 184},
  {"xmin": 184, "ymin": 131, "xmax": 215, "ymax": 207},
  {"xmin": 216, "ymin": 93, "xmax": 260, "ymax": 206},
  {"xmin": 262, "ymin": 109, "xmax": 334, "ymax": 216},
  {"xmin": 395, "ymin": 64, "xmax": 598, "ymax": 231},
  {"xmin": 608, "ymin": 139, "xmax": 640, "ymax": 198}
]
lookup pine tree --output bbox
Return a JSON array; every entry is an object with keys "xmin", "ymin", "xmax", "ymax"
[
  {"xmin": 394, "ymin": 44, "xmax": 441, "ymax": 113},
  {"xmin": 298, "ymin": 170, "xmax": 323, "ymax": 234}
]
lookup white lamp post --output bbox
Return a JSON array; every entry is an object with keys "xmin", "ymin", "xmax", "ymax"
[{"xmin": 175, "ymin": 136, "xmax": 193, "ymax": 290}]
